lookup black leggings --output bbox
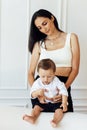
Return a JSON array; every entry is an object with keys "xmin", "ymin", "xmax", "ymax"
[{"xmin": 31, "ymin": 76, "xmax": 73, "ymax": 112}]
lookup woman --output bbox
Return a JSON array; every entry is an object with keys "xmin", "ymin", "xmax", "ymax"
[{"xmin": 28, "ymin": 9, "xmax": 80, "ymax": 112}]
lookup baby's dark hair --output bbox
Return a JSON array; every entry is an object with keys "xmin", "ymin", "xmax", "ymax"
[{"xmin": 37, "ymin": 59, "xmax": 56, "ymax": 72}]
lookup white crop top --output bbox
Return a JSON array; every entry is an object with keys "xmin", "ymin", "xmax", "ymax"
[{"xmin": 39, "ymin": 33, "xmax": 72, "ymax": 67}]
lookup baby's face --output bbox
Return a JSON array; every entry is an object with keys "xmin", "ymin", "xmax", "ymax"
[{"xmin": 39, "ymin": 68, "xmax": 55, "ymax": 85}]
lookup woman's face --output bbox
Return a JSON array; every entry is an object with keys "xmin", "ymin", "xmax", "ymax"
[{"xmin": 34, "ymin": 16, "xmax": 55, "ymax": 36}]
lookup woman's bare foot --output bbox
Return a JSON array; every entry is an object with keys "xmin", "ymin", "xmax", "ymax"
[
  {"xmin": 23, "ymin": 114, "xmax": 35, "ymax": 124},
  {"xmin": 50, "ymin": 120, "xmax": 57, "ymax": 128}
]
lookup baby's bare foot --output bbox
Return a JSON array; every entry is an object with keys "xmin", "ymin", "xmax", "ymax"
[
  {"xmin": 23, "ymin": 114, "xmax": 35, "ymax": 124},
  {"xmin": 50, "ymin": 120, "xmax": 57, "ymax": 128}
]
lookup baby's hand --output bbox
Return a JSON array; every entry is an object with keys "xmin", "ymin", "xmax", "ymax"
[
  {"xmin": 37, "ymin": 89, "xmax": 48, "ymax": 104},
  {"xmin": 37, "ymin": 89, "xmax": 45, "ymax": 97},
  {"xmin": 38, "ymin": 95, "xmax": 47, "ymax": 104}
]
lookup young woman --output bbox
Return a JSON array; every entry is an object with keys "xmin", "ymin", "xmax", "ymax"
[{"xmin": 28, "ymin": 9, "xmax": 80, "ymax": 112}]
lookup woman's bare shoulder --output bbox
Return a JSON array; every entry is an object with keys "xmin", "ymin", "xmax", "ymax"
[
  {"xmin": 70, "ymin": 33, "xmax": 80, "ymax": 49},
  {"xmin": 70, "ymin": 33, "xmax": 78, "ymax": 40},
  {"xmin": 32, "ymin": 42, "xmax": 40, "ymax": 54}
]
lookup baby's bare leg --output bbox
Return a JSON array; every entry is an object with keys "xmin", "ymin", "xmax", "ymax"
[
  {"xmin": 51, "ymin": 109, "xmax": 63, "ymax": 127},
  {"xmin": 23, "ymin": 105, "xmax": 43, "ymax": 124}
]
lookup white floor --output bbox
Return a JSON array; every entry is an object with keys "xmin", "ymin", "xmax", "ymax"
[{"xmin": 0, "ymin": 106, "xmax": 87, "ymax": 130}]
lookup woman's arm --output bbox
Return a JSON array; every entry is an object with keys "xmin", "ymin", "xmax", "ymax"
[
  {"xmin": 60, "ymin": 95, "xmax": 68, "ymax": 112},
  {"xmin": 28, "ymin": 42, "xmax": 40, "ymax": 86},
  {"xmin": 65, "ymin": 33, "xmax": 80, "ymax": 88}
]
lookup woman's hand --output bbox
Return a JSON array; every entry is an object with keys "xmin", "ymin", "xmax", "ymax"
[
  {"xmin": 60, "ymin": 103, "xmax": 68, "ymax": 112},
  {"xmin": 52, "ymin": 94, "xmax": 62, "ymax": 103},
  {"xmin": 45, "ymin": 94, "xmax": 62, "ymax": 103}
]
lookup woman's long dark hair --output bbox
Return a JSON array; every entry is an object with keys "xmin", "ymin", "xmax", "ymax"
[{"xmin": 29, "ymin": 9, "xmax": 62, "ymax": 53}]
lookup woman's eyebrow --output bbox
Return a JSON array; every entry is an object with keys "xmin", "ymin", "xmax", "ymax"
[{"xmin": 36, "ymin": 19, "xmax": 47, "ymax": 28}]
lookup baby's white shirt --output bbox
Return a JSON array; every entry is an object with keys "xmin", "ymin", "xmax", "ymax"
[{"xmin": 30, "ymin": 76, "xmax": 68, "ymax": 103}]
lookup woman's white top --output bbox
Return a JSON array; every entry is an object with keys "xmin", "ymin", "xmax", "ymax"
[
  {"xmin": 39, "ymin": 33, "xmax": 72, "ymax": 67},
  {"xmin": 30, "ymin": 76, "xmax": 68, "ymax": 103}
]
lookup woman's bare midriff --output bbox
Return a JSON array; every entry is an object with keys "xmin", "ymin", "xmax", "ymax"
[{"xmin": 55, "ymin": 67, "xmax": 72, "ymax": 77}]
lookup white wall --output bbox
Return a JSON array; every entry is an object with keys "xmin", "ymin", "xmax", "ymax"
[
  {"xmin": 67, "ymin": 0, "xmax": 87, "ymax": 88},
  {"xmin": 0, "ymin": 0, "xmax": 30, "ymax": 106},
  {"xmin": 0, "ymin": 0, "xmax": 28, "ymax": 89},
  {"xmin": 66, "ymin": 0, "xmax": 87, "ymax": 112},
  {"xmin": 0, "ymin": 0, "xmax": 87, "ymax": 113}
]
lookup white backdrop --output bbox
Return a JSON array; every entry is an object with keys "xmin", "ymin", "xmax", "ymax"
[
  {"xmin": 0, "ymin": 0, "xmax": 28, "ymax": 89},
  {"xmin": 0, "ymin": 0, "xmax": 87, "ymax": 112}
]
